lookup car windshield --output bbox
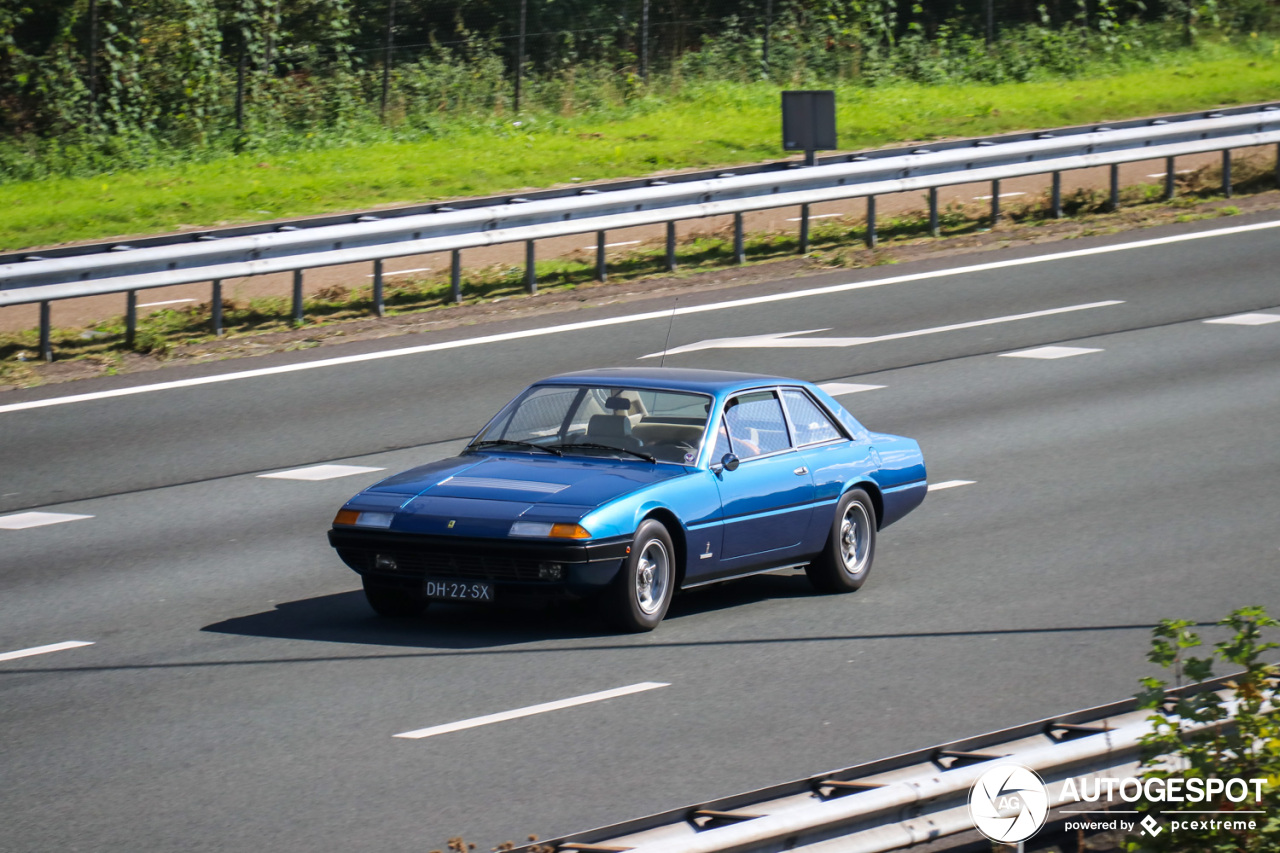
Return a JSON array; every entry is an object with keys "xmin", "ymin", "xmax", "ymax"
[{"xmin": 471, "ymin": 384, "xmax": 712, "ymax": 464}]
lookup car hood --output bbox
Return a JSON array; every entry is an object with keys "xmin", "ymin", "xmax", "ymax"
[{"xmin": 350, "ymin": 453, "xmax": 688, "ymax": 536}]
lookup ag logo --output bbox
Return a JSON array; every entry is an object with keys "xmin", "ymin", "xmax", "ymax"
[{"xmin": 968, "ymin": 763, "xmax": 1050, "ymax": 843}]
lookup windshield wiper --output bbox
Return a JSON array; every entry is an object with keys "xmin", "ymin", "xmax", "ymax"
[
  {"xmin": 550, "ymin": 442, "xmax": 655, "ymax": 463},
  {"xmin": 468, "ymin": 439, "xmax": 562, "ymax": 456}
]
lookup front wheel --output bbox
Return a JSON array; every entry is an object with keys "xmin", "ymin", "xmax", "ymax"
[
  {"xmin": 806, "ymin": 489, "xmax": 877, "ymax": 594},
  {"xmin": 363, "ymin": 576, "xmax": 428, "ymax": 618},
  {"xmin": 605, "ymin": 519, "xmax": 676, "ymax": 633}
]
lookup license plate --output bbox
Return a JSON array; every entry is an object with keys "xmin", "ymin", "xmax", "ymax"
[{"xmin": 423, "ymin": 579, "xmax": 494, "ymax": 602}]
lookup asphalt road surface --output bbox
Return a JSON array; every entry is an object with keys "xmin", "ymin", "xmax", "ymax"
[{"xmin": 2, "ymin": 211, "xmax": 1279, "ymax": 852}]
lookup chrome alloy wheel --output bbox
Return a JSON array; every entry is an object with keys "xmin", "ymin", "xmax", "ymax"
[
  {"xmin": 635, "ymin": 539, "xmax": 671, "ymax": 615},
  {"xmin": 839, "ymin": 501, "xmax": 872, "ymax": 575}
]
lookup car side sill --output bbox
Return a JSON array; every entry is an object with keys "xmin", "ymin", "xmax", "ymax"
[{"xmin": 681, "ymin": 562, "xmax": 809, "ymax": 590}]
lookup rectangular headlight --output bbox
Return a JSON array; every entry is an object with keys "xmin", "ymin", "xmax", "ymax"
[
  {"xmin": 509, "ymin": 521, "xmax": 554, "ymax": 537},
  {"xmin": 355, "ymin": 511, "xmax": 395, "ymax": 529}
]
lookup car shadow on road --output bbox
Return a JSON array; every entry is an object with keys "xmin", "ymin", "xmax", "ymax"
[{"xmin": 203, "ymin": 571, "xmax": 817, "ymax": 649}]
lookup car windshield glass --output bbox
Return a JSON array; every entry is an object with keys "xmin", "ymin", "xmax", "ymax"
[{"xmin": 474, "ymin": 385, "xmax": 712, "ymax": 464}]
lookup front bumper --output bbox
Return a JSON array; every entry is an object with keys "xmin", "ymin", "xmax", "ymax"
[{"xmin": 328, "ymin": 528, "xmax": 630, "ymax": 600}]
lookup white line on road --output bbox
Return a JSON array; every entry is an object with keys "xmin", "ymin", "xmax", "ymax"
[
  {"xmin": 1146, "ymin": 170, "xmax": 1195, "ymax": 178},
  {"xmin": 818, "ymin": 382, "xmax": 885, "ymax": 396},
  {"xmin": 644, "ymin": 301, "xmax": 1123, "ymax": 358},
  {"xmin": 974, "ymin": 192, "xmax": 1027, "ymax": 200},
  {"xmin": 5, "ymin": 218, "xmax": 1278, "ymax": 416},
  {"xmin": 928, "ymin": 480, "xmax": 975, "ymax": 491},
  {"xmin": 394, "ymin": 682, "xmax": 670, "ymax": 739},
  {"xmin": 1204, "ymin": 312, "xmax": 1280, "ymax": 326},
  {"xmin": 999, "ymin": 345, "xmax": 1103, "ymax": 359},
  {"xmin": 785, "ymin": 213, "xmax": 844, "ymax": 222},
  {"xmin": 139, "ymin": 298, "xmax": 199, "ymax": 308},
  {"xmin": 0, "ymin": 641, "xmax": 94, "ymax": 662},
  {"xmin": 581, "ymin": 240, "xmax": 641, "ymax": 250},
  {"xmin": 257, "ymin": 464, "xmax": 385, "ymax": 481},
  {"xmin": 0, "ymin": 511, "xmax": 94, "ymax": 530},
  {"xmin": 366, "ymin": 267, "xmax": 431, "ymax": 278}
]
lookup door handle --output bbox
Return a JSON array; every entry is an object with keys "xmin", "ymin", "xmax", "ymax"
[{"xmin": 793, "ymin": 466, "xmax": 809, "ymax": 475}]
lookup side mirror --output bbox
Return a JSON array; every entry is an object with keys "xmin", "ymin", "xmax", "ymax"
[{"xmin": 720, "ymin": 453, "xmax": 740, "ymax": 472}]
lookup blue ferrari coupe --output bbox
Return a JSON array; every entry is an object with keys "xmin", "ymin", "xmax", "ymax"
[{"xmin": 328, "ymin": 367, "xmax": 926, "ymax": 632}]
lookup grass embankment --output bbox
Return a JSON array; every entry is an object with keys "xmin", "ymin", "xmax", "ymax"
[{"xmin": 3, "ymin": 42, "xmax": 1280, "ymax": 251}]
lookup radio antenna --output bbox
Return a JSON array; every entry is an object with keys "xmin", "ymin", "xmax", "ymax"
[{"xmin": 659, "ymin": 298, "xmax": 678, "ymax": 368}]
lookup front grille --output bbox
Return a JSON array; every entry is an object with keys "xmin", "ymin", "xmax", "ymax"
[{"xmin": 340, "ymin": 548, "xmax": 550, "ymax": 582}]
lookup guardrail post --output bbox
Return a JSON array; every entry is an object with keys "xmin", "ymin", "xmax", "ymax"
[
  {"xmin": 1165, "ymin": 156, "xmax": 1177, "ymax": 200},
  {"xmin": 865, "ymin": 196, "xmax": 877, "ymax": 248},
  {"xmin": 292, "ymin": 270, "xmax": 304, "ymax": 325},
  {"xmin": 39, "ymin": 301, "xmax": 52, "ymax": 362},
  {"xmin": 211, "ymin": 280, "xmax": 223, "ymax": 336},
  {"xmin": 525, "ymin": 240, "xmax": 537, "ymax": 294},
  {"xmin": 125, "ymin": 290, "xmax": 138, "ymax": 347},
  {"xmin": 1051, "ymin": 172, "xmax": 1062, "ymax": 219},
  {"xmin": 990, "ymin": 180, "xmax": 1001, "ymax": 225},
  {"xmin": 733, "ymin": 213, "xmax": 745, "ymax": 264},
  {"xmin": 1222, "ymin": 150, "xmax": 1233, "ymax": 198},
  {"xmin": 1109, "ymin": 164, "xmax": 1120, "ymax": 210},
  {"xmin": 450, "ymin": 250, "xmax": 462, "ymax": 303},
  {"xmin": 928, "ymin": 188, "xmax": 939, "ymax": 237},
  {"xmin": 666, "ymin": 222, "xmax": 677, "ymax": 271},
  {"xmin": 1275, "ymin": 143, "xmax": 1280, "ymax": 188},
  {"xmin": 799, "ymin": 203, "xmax": 810, "ymax": 253},
  {"xmin": 372, "ymin": 259, "xmax": 385, "ymax": 317},
  {"xmin": 595, "ymin": 231, "xmax": 607, "ymax": 282}
]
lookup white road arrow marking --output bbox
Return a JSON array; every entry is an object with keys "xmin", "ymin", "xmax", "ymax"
[{"xmin": 642, "ymin": 300, "xmax": 1123, "ymax": 359}]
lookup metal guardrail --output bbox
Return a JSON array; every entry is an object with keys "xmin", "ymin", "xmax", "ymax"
[
  {"xmin": 5, "ymin": 103, "xmax": 1280, "ymax": 360},
  {"xmin": 513, "ymin": 672, "xmax": 1253, "ymax": 853}
]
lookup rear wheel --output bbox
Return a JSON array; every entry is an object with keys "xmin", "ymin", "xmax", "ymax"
[
  {"xmin": 362, "ymin": 576, "xmax": 428, "ymax": 618},
  {"xmin": 606, "ymin": 519, "xmax": 675, "ymax": 633},
  {"xmin": 806, "ymin": 489, "xmax": 876, "ymax": 594}
]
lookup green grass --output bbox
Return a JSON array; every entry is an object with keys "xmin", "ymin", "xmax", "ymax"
[{"xmin": 3, "ymin": 42, "xmax": 1280, "ymax": 252}]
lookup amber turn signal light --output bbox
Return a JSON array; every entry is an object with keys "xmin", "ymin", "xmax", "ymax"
[
  {"xmin": 333, "ymin": 509, "xmax": 360, "ymax": 526},
  {"xmin": 549, "ymin": 523, "xmax": 591, "ymax": 539}
]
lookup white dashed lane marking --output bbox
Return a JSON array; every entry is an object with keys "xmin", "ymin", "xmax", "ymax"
[
  {"xmin": 819, "ymin": 382, "xmax": 885, "ymax": 397},
  {"xmin": 785, "ymin": 212, "xmax": 844, "ymax": 222},
  {"xmin": 258, "ymin": 465, "xmax": 385, "ymax": 481},
  {"xmin": 0, "ymin": 641, "xmax": 94, "ymax": 662},
  {"xmin": 0, "ymin": 512, "xmax": 94, "ymax": 530},
  {"xmin": 928, "ymin": 480, "xmax": 976, "ymax": 492},
  {"xmin": 999, "ymin": 346, "xmax": 1103, "ymax": 360},
  {"xmin": 394, "ymin": 682, "xmax": 670, "ymax": 740},
  {"xmin": 1204, "ymin": 313, "xmax": 1280, "ymax": 326}
]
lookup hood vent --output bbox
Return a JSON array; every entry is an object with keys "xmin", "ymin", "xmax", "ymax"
[{"xmin": 438, "ymin": 476, "xmax": 569, "ymax": 494}]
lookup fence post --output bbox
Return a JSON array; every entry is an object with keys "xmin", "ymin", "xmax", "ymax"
[
  {"xmin": 991, "ymin": 179, "xmax": 1001, "ymax": 224},
  {"xmin": 733, "ymin": 213, "xmax": 745, "ymax": 263},
  {"xmin": 640, "ymin": 0, "xmax": 650, "ymax": 82},
  {"xmin": 1109, "ymin": 164, "xmax": 1120, "ymax": 210},
  {"xmin": 292, "ymin": 269, "xmax": 304, "ymax": 325},
  {"xmin": 799, "ymin": 203, "xmax": 810, "ymax": 253},
  {"xmin": 1052, "ymin": 172, "xmax": 1062, "ymax": 219},
  {"xmin": 514, "ymin": 0, "xmax": 527, "ymax": 112},
  {"xmin": 929, "ymin": 188, "xmax": 939, "ymax": 237},
  {"xmin": 372, "ymin": 259, "xmax": 385, "ymax": 316},
  {"xmin": 126, "ymin": 290, "xmax": 138, "ymax": 347},
  {"xmin": 666, "ymin": 222, "xmax": 677, "ymax": 271},
  {"xmin": 451, "ymin": 250, "xmax": 462, "ymax": 303},
  {"xmin": 866, "ymin": 196, "xmax": 877, "ymax": 248},
  {"xmin": 1222, "ymin": 150, "xmax": 1232, "ymax": 198},
  {"xmin": 39, "ymin": 301, "xmax": 52, "ymax": 362},
  {"xmin": 380, "ymin": 0, "xmax": 396, "ymax": 119},
  {"xmin": 1165, "ymin": 156, "xmax": 1177, "ymax": 200},
  {"xmin": 212, "ymin": 280, "xmax": 223, "ymax": 336},
  {"xmin": 525, "ymin": 240, "xmax": 537, "ymax": 293}
]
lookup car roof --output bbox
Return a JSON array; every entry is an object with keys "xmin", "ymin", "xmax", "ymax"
[{"xmin": 537, "ymin": 367, "xmax": 807, "ymax": 396}]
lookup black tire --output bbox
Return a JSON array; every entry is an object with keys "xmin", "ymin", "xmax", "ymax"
[
  {"xmin": 806, "ymin": 488, "xmax": 877, "ymax": 594},
  {"xmin": 362, "ymin": 575, "xmax": 428, "ymax": 618},
  {"xmin": 605, "ymin": 519, "xmax": 676, "ymax": 633}
]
